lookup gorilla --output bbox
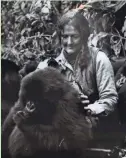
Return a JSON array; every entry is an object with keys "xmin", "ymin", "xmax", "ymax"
[
  {"xmin": 2, "ymin": 67, "xmax": 93, "ymax": 158},
  {"xmin": 1, "ymin": 59, "xmax": 20, "ymax": 124},
  {"xmin": 115, "ymin": 61, "xmax": 126, "ymax": 123},
  {"xmin": 19, "ymin": 60, "xmax": 38, "ymax": 77}
]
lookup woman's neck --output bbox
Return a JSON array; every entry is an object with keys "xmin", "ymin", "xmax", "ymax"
[
  {"xmin": 63, "ymin": 52, "xmax": 75, "ymax": 66},
  {"xmin": 64, "ymin": 50, "xmax": 82, "ymax": 67}
]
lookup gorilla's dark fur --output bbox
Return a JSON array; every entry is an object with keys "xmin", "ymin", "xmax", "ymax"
[
  {"xmin": 2, "ymin": 67, "xmax": 92, "ymax": 158},
  {"xmin": 1, "ymin": 59, "xmax": 20, "ymax": 124}
]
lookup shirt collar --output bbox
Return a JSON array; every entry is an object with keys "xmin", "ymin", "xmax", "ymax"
[{"xmin": 55, "ymin": 50, "xmax": 74, "ymax": 72}]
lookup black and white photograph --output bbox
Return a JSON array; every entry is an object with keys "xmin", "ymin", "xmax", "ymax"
[{"xmin": 1, "ymin": 1, "xmax": 126, "ymax": 158}]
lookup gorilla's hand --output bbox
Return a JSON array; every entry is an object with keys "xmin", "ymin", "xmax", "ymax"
[
  {"xmin": 13, "ymin": 101, "xmax": 36, "ymax": 126},
  {"xmin": 13, "ymin": 111, "xmax": 25, "ymax": 125}
]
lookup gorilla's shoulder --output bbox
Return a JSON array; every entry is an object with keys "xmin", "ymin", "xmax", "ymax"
[
  {"xmin": 20, "ymin": 67, "xmax": 78, "ymax": 98},
  {"xmin": 23, "ymin": 67, "xmax": 64, "ymax": 81}
]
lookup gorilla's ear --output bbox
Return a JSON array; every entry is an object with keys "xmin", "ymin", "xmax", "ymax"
[{"xmin": 25, "ymin": 61, "xmax": 38, "ymax": 74}]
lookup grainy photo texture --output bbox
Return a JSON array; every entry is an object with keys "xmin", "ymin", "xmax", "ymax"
[{"xmin": 1, "ymin": 1, "xmax": 126, "ymax": 158}]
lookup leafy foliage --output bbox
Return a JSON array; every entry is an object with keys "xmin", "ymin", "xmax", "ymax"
[
  {"xmin": 1, "ymin": 0, "xmax": 58, "ymax": 67},
  {"xmin": 1, "ymin": 0, "xmax": 126, "ymax": 67}
]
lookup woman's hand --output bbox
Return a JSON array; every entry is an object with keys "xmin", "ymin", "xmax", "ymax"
[
  {"xmin": 84, "ymin": 103, "xmax": 105, "ymax": 115},
  {"xmin": 79, "ymin": 94, "xmax": 90, "ymax": 105}
]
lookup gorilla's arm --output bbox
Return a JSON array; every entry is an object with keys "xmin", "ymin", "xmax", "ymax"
[
  {"xmin": 11, "ymin": 108, "xmax": 65, "ymax": 149},
  {"xmin": 2, "ymin": 87, "xmax": 26, "ymax": 132},
  {"xmin": 2, "ymin": 101, "xmax": 22, "ymax": 130},
  {"xmin": 12, "ymin": 99, "xmax": 92, "ymax": 150},
  {"xmin": 2, "ymin": 88, "xmax": 26, "ymax": 151}
]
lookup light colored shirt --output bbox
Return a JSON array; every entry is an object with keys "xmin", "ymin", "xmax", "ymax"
[{"xmin": 37, "ymin": 48, "xmax": 118, "ymax": 115}]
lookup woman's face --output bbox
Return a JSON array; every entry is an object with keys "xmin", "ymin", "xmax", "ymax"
[{"xmin": 62, "ymin": 23, "xmax": 82, "ymax": 57}]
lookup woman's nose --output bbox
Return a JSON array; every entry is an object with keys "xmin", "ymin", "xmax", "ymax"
[{"xmin": 67, "ymin": 36, "xmax": 72, "ymax": 45}]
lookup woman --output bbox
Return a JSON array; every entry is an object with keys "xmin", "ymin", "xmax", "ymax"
[{"xmin": 38, "ymin": 9, "xmax": 118, "ymax": 116}]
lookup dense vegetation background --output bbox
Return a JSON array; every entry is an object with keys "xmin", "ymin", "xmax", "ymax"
[{"xmin": 1, "ymin": 0, "xmax": 126, "ymax": 68}]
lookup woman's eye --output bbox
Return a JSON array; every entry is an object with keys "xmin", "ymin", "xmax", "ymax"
[
  {"xmin": 63, "ymin": 35, "xmax": 68, "ymax": 39},
  {"xmin": 62, "ymin": 35, "xmax": 79, "ymax": 39},
  {"xmin": 73, "ymin": 35, "xmax": 79, "ymax": 38}
]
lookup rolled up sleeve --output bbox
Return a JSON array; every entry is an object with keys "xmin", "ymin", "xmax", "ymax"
[{"xmin": 95, "ymin": 51, "xmax": 118, "ymax": 114}]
